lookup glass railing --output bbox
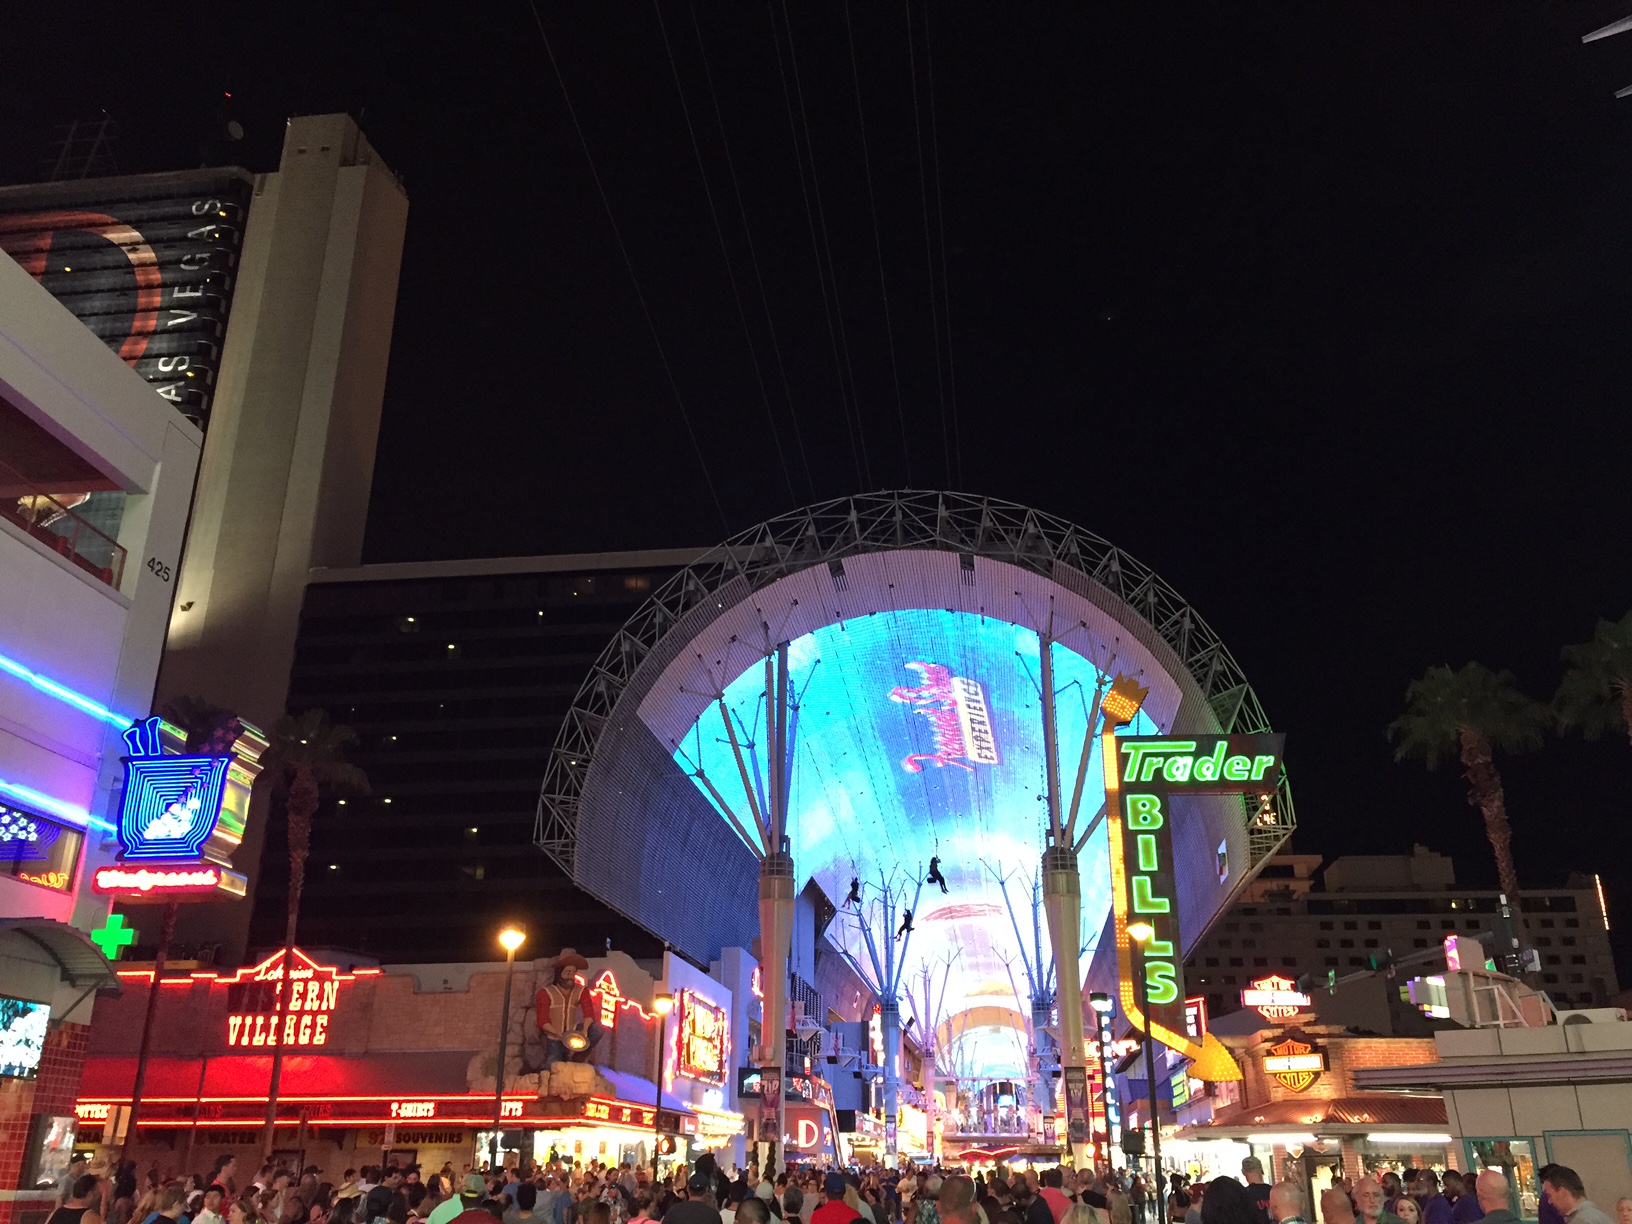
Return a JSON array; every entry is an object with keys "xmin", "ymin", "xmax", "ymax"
[
  {"xmin": 0, "ymin": 458, "xmax": 126, "ymax": 588},
  {"xmin": 943, "ymin": 1114, "xmax": 1031, "ymax": 1136}
]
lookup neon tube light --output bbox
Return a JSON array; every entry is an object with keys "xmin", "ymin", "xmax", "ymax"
[
  {"xmin": 0, "ymin": 648, "xmax": 137, "ymax": 730},
  {"xmin": 0, "ymin": 776, "xmax": 115, "ymax": 833},
  {"xmin": 1596, "ymin": 873, "xmax": 1610, "ymax": 931}
]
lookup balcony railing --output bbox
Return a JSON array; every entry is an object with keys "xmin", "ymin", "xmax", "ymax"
[
  {"xmin": 942, "ymin": 1113, "xmax": 1032, "ymax": 1137},
  {"xmin": 0, "ymin": 458, "xmax": 125, "ymax": 588}
]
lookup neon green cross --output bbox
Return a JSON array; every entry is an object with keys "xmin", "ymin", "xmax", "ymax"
[{"xmin": 90, "ymin": 912, "xmax": 136, "ymax": 961}]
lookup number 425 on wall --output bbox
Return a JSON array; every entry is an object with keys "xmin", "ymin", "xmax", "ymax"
[{"xmin": 145, "ymin": 557, "xmax": 172, "ymax": 582}]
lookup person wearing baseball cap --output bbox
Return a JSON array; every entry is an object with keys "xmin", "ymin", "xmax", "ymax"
[
  {"xmin": 810, "ymin": 1174, "xmax": 855, "ymax": 1224},
  {"xmin": 665, "ymin": 1171, "xmax": 721, "ymax": 1224}
]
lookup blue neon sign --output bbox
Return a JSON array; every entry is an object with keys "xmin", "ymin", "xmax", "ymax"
[
  {"xmin": 0, "ymin": 647, "xmax": 137, "ymax": 730},
  {"xmin": 116, "ymin": 718, "xmax": 231, "ymax": 861}
]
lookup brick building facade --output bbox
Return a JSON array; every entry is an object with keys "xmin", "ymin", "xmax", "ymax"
[
  {"xmin": 1172, "ymin": 1021, "xmax": 1450, "ymax": 1221},
  {"xmin": 72, "ymin": 947, "xmax": 747, "ymax": 1183}
]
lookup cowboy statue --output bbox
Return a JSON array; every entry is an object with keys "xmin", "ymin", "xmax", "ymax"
[{"xmin": 532, "ymin": 947, "xmax": 605, "ymax": 1067}]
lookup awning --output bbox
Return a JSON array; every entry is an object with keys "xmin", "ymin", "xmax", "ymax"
[
  {"xmin": 0, "ymin": 917, "xmax": 121, "ymax": 990},
  {"xmin": 1353, "ymin": 1054, "xmax": 1632, "ymax": 1091},
  {"xmin": 80, "ymin": 1051, "xmax": 476, "ymax": 1099},
  {"xmin": 1173, "ymin": 1095, "xmax": 1446, "ymax": 1139},
  {"xmin": 597, "ymin": 1067, "xmax": 698, "ymax": 1116}
]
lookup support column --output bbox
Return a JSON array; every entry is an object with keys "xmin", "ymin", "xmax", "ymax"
[
  {"xmin": 1043, "ymin": 844, "xmax": 1087, "ymax": 1167},
  {"xmin": 757, "ymin": 850, "xmax": 794, "ymax": 1173},
  {"xmin": 1031, "ymin": 996, "xmax": 1055, "ymax": 1125},
  {"xmin": 881, "ymin": 998, "xmax": 901, "ymax": 1161}
]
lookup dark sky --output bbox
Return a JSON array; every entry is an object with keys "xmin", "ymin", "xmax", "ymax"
[{"xmin": 7, "ymin": 5, "xmax": 1632, "ymax": 976}]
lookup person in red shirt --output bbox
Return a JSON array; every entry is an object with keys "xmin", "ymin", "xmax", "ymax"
[
  {"xmin": 1039, "ymin": 1172, "xmax": 1072, "ymax": 1224},
  {"xmin": 810, "ymin": 1176, "xmax": 857, "ymax": 1224}
]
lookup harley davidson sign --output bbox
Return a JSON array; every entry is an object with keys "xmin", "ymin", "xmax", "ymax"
[{"xmin": 1262, "ymin": 1036, "xmax": 1325, "ymax": 1093}]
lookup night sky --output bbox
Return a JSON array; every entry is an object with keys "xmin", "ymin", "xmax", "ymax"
[{"xmin": 7, "ymin": 5, "xmax": 1632, "ymax": 977}]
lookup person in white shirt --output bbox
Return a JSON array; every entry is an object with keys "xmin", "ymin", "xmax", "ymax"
[{"xmin": 194, "ymin": 1186, "xmax": 226, "ymax": 1224}]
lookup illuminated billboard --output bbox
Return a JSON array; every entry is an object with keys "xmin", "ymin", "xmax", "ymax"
[
  {"xmin": 0, "ymin": 170, "xmax": 254, "ymax": 428},
  {"xmin": 664, "ymin": 609, "xmax": 1156, "ymax": 1032},
  {"xmin": 551, "ymin": 497, "xmax": 1295, "ymax": 1071}
]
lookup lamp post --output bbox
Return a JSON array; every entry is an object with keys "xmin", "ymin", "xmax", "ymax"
[
  {"xmin": 1127, "ymin": 921, "xmax": 1160, "ymax": 1191},
  {"xmin": 652, "ymin": 992, "xmax": 675, "ymax": 1185},
  {"xmin": 491, "ymin": 927, "xmax": 526, "ymax": 1171}
]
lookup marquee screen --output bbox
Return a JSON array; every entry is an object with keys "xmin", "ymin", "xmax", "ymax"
[{"xmin": 668, "ymin": 609, "xmax": 1156, "ymax": 1053}]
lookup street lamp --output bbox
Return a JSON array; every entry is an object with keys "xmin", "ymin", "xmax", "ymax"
[
  {"xmin": 1126, "ymin": 921, "xmax": 1161, "ymax": 1189},
  {"xmin": 652, "ymin": 992, "xmax": 675, "ymax": 1185},
  {"xmin": 491, "ymin": 927, "xmax": 526, "ymax": 1171}
]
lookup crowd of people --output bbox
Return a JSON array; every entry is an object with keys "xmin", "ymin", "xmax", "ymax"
[
  {"xmin": 1164, "ymin": 1156, "xmax": 1630, "ymax": 1224},
  {"xmin": 42, "ymin": 1149, "xmax": 1632, "ymax": 1224}
]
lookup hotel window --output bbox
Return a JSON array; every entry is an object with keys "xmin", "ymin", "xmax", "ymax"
[
  {"xmin": 1253, "ymin": 957, "xmax": 1268, "ymax": 967},
  {"xmin": 1282, "ymin": 957, "xmax": 1297, "ymax": 967},
  {"xmin": 1229, "ymin": 958, "xmax": 1244, "ymax": 967},
  {"xmin": 1205, "ymin": 958, "xmax": 1220, "ymax": 967},
  {"xmin": 1324, "ymin": 957, "xmax": 1338, "ymax": 967},
  {"xmin": 1339, "ymin": 939, "xmax": 1354, "ymax": 948},
  {"xmin": 1319, "ymin": 921, "xmax": 1334, "ymax": 931}
]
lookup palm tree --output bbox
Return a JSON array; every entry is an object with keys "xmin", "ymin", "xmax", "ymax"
[
  {"xmin": 259, "ymin": 708, "xmax": 368, "ymax": 1157},
  {"xmin": 159, "ymin": 695, "xmax": 243, "ymax": 753},
  {"xmin": 1555, "ymin": 611, "xmax": 1632, "ymax": 748},
  {"xmin": 1387, "ymin": 663, "xmax": 1549, "ymax": 901}
]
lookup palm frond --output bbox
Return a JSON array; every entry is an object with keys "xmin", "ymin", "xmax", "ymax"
[
  {"xmin": 1388, "ymin": 662, "xmax": 1549, "ymax": 768},
  {"xmin": 1555, "ymin": 611, "xmax": 1632, "ymax": 741}
]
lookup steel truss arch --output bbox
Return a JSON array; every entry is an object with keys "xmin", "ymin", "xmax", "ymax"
[{"xmin": 535, "ymin": 491, "xmax": 1293, "ymax": 875}]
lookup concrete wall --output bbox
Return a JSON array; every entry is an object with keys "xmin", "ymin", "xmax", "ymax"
[
  {"xmin": 0, "ymin": 249, "xmax": 202, "ymax": 938},
  {"xmin": 0, "ymin": 205, "xmax": 203, "ymax": 1224},
  {"xmin": 157, "ymin": 114, "xmax": 408, "ymax": 964}
]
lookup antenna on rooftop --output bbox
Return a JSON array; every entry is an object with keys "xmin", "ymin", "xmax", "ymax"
[{"xmin": 43, "ymin": 112, "xmax": 121, "ymax": 181}]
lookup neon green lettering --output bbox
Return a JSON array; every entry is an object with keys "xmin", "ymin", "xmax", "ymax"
[
  {"xmin": 1193, "ymin": 740, "xmax": 1226, "ymax": 782},
  {"xmin": 1143, "ymin": 935, "xmax": 1174, "ymax": 957},
  {"xmin": 1223, "ymin": 756, "xmax": 1250, "ymax": 780},
  {"xmin": 1250, "ymin": 754, "xmax": 1277, "ymax": 781},
  {"xmin": 1125, "ymin": 794, "xmax": 1164, "ymax": 830},
  {"xmin": 1120, "ymin": 741, "xmax": 1194, "ymax": 783},
  {"xmin": 1136, "ymin": 833, "xmax": 1159, "ymax": 871},
  {"xmin": 1146, "ymin": 961, "xmax": 1179, "ymax": 1005},
  {"xmin": 1161, "ymin": 755, "xmax": 1193, "ymax": 783},
  {"xmin": 1131, "ymin": 876, "xmax": 1170, "ymax": 913}
]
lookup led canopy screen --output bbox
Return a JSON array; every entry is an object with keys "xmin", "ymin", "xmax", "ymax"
[{"xmin": 667, "ymin": 609, "xmax": 1156, "ymax": 1054}]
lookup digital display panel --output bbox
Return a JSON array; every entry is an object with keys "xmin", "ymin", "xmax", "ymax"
[
  {"xmin": 0, "ymin": 801, "xmax": 82, "ymax": 893},
  {"xmin": 0, "ymin": 996, "xmax": 50, "ymax": 1078},
  {"xmin": 0, "ymin": 171, "xmax": 254, "ymax": 428},
  {"xmin": 665, "ymin": 609, "xmax": 1156, "ymax": 1075}
]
